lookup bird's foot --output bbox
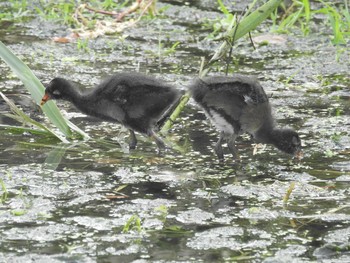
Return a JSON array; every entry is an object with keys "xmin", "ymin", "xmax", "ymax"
[
  {"xmin": 129, "ymin": 141, "xmax": 137, "ymax": 150},
  {"xmin": 129, "ymin": 130, "xmax": 138, "ymax": 150}
]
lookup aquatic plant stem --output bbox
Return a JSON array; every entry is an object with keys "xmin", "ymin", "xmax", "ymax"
[{"xmin": 160, "ymin": 92, "xmax": 190, "ymax": 134}]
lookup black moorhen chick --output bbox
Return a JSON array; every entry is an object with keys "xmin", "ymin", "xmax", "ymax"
[
  {"xmin": 189, "ymin": 75, "xmax": 302, "ymax": 161},
  {"xmin": 41, "ymin": 72, "xmax": 181, "ymax": 150}
]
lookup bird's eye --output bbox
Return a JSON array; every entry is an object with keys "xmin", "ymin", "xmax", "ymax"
[{"xmin": 53, "ymin": 90, "xmax": 61, "ymax": 96}]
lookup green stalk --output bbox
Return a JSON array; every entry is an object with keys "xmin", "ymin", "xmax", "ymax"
[{"xmin": 160, "ymin": 91, "xmax": 190, "ymax": 134}]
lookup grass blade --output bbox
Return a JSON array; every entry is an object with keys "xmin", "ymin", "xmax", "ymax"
[
  {"xmin": 44, "ymin": 145, "xmax": 68, "ymax": 170},
  {"xmin": 0, "ymin": 92, "xmax": 69, "ymax": 142},
  {"xmin": 0, "ymin": 124, "xmax": 56, "ymax": 136}
]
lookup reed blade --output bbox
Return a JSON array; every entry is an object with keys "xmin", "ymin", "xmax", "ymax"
[{"xmin": 0, "ymin": 41, "xmax": 90, "ymax": 141}]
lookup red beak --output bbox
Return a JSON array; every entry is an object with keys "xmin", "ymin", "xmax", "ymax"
[
  {"xmin": 40, "ymin": 93, "xmax": 50, "ymax": 106},
  {"xmin": 295, "ymin": 150, "xmax": 303, "ymax": 160}
]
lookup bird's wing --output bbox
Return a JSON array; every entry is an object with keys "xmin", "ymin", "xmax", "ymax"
[
  {"xmin": 201, "ymin": 76, "xmax": 269, "ymax": 104},
  {"xmin": 92, "ymin": 75, "xmax": 179, "ymax": 119},
  {"xmin": 202, "ymin": 82, "xmax": 249, "ymax": 122},
  {"xmin": 123, "ymin": 84, "xmax": 179, "ymax": 119}
]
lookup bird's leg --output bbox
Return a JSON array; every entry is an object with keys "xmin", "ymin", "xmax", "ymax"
[
  {"xmin": 148, "ymin": 130, "xmax": 166, "ymax": 150},
  {"xmin": 129, "ymin": 129, "xmax": 137, "ymax": 149},
  {"xmin": 214, "ymin": 131, "xmax": 225, "ymax": 162},
  {"xmin": 227, "ymin": 134, "xmax": 239, "ymax": 159}
]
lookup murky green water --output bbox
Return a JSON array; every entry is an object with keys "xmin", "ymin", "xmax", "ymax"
[{"xmin": 1, "ymin": 1, "xmax": 350, "ymax": 262}]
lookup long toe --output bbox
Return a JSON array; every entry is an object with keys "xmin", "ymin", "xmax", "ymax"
[
  {"xmin": 214, "ymin": 144, "xmax": 224, "ymax": 162},
  {"xmin": 155, "ymin": 139, "xmax": 166, "ymax": 150},
  {"xmin": 227, "ymin": 139, "xmax": 239, "ymax": 160},
  {"xmin": 129, "ymin": 130, "xmax": 137, "ymax": 150},
  {"xmin": 148, "ymin": 130, "xmax": 166, "ymax": 151},
  {"xmin": 129, "ymin": 142, "xmax": 137, "ymax": 150},
  {"xmin": 214, "ymin": 132, "xmax": 225, "ymax": 162}
]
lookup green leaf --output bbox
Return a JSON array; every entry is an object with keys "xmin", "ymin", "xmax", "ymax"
[
  {"xmin": 122, "ymin": 214, "xmax": 142, "ymax": 233},
  {"xmin": 11, "ymin": 209, "xmax": 27, "ymax": 216},
  {"xmin": 0, "ymin": 41, "xmax": 90, "ymax": 141},
  {"xmin": 231, "ymin": 0, "xmax": 283, "ymax": 41},
  {"xmin": 205, "ymin": 0, "xmax": 283, "ymax": 72},
  {"xmin": 44, "ymin": 145, "xmax": 68, "ymax": 170},
  {"xmin": 0, "ymin": 124, "xmax": 54, "ymax": 136},
  {"xmin": 0, "ymin": 92, "xmax": 69, "ymax": 142},
  {"xmin": 218, "ymin": 0, "xmax": 230, "ymax": 15}
]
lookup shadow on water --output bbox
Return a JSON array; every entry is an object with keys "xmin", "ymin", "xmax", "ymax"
[{"xmin": 0, "ymin": 0, "xmax": 350, "ymax": 262}]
